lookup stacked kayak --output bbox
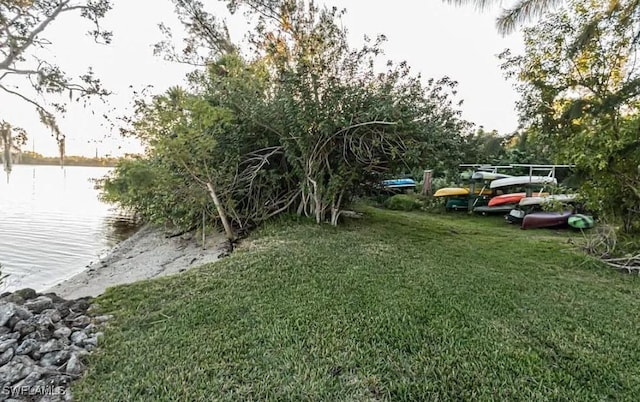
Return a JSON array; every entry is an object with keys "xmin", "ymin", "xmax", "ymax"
[
  {"xmin": 434, "ymin": 187, "xmax": 492, "ymax": 197},
  {"xmin": 426, "ymin": 166, "xmax": 595, "ymax": 230},
  {"xmin": 518, "ymin": 209, "xmax": 595, "ymax": 230},
  {"xmin": 490, "ymin": 175, "xmax": 557, "ymax": 190},
  {"xmin": 568, "ymin": 214, "xmax": 595, "ymax": 229},
  {"xmin": 471, "ymin": 176, "xmax": 557, "ymax": 215},
  {"xmin": 445, "ymin": 197, "xmax": 469, "ymax": 211},
  {"xmin": 475, "ymin": 189, "xmax": 527, "ymax": 215},
  {"xmin": 434, "ymin": 187, "xmax": 492, "ymax": 212},
  {"xmin": 522, "ymin": 211, "xmax": 573, "ymax": 229},
  {"xmin": 519, "ymin": 193, "xmax": 577, "ymax": 208},
  {"xmin": 471, "ymin": 171, "xmax": 512, "ymax": 181},
  {"xmin": 488, "ymin": 192, "xmax": 527, "ymax": 207},
  {"xmin": 382, "ymin": 178, "xmax": 416, "ymax": 190},
  {"xmin": 474, "ymin": 205, "xmax": 516, "ymax": 215},
  {"xmin": 506, "ymin": 209, "xmax": 526, "ymax": 224},
  {"xmin": 434, "ymin": 187, "xmax": 470, "ymax": 197},
  {"xmin": 510, "ymin": 193, "xmax": 582, "ymax": 227}
]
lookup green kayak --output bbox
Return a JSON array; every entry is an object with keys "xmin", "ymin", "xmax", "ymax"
[{"xmin": 568, "ymin": 214, "xmax": 595, "ymax": 229}]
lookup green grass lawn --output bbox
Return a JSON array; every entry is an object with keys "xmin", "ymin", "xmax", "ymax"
[{"xmin": 75, "ymin": 208, "xmax": 640, "ymax": 401}]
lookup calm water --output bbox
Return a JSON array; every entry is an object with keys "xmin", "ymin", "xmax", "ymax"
[{"xmin": 0, "ymin": 165, "xmax": 137, "ymax": 292}]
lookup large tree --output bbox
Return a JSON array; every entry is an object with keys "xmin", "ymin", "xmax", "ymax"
[
  {"xmin": 0, "ymin": 0, "xmax": 112, "ymax": 166},
  {"xmin": 501, "ymin": 0, "xmax": 640, "ymax": 230},
  {"xmin": 446, "ymin": 0, "xmax": 640, "ymax": 40}
]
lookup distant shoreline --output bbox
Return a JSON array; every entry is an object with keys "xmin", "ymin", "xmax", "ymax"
[
  {"xmin": 15, "ymin": 162, "xmax": 117, "ymax": 168},
  {"xmin": 12, "ymin": 151, "xmax": 122, "ymax": 168}
]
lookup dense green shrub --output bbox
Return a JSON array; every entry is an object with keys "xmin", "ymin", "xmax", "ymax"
[
  {"xmin": 101, "ymin": 2, "xmax": 472, "ymax": 232},
  {"xmin": 384, "ymin": 194, "xmax": 422, "ymax": 211}
]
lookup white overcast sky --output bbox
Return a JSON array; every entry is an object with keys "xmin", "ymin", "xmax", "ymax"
[{"xmin": 2, "ymin": 0, "xmax": 524, "ymax": 157}]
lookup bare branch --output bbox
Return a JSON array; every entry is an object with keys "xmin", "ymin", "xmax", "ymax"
[
  {"xmin": 0, "ymin": 83, "xmax": 48, "ymax": 113},
  {"xmin": 0, "ymin": 1, "xmax": 71, "ymax": 70}
]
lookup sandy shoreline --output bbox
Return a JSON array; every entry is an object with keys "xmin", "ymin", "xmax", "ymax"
[{"xmin": 46, "ymin": 225, "xmax": 227, "ymax": 299}]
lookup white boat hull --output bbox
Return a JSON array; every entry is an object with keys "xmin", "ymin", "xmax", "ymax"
[
  {"xmin": 490, "ymin": 176, "xmax": 558, "ymax": 189},
  {"xmin": 519, "ymin": 194, "xmax": 578, "ymax": 207}
]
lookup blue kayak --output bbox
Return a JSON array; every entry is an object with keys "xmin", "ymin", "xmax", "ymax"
[{"xmin": 382, "ymin": 178, "xmax": 416, "ymax": 189}]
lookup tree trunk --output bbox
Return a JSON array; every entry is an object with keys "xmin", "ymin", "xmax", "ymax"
[
  {"xmin": 330, "ymin": 189, "xmax": 345, "ymax": 226},
  {"xmin": 206, "ymin": 181, "xmax": 235, "ymax": 241}
]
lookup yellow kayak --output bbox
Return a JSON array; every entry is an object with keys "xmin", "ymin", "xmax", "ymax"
[
  {"xmin": 434, "ymin": 187, "xmax": 492, "ymax": 197},
  {"xmin": 434, "ymin": 187, "xmax": 469, "ymax": 197}
]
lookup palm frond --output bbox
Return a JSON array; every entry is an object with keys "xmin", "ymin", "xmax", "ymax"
[
  {"xmin": 496, "ymin": 0, "xmax": 563, "ymax": 35},
  {"xmin": 444, "ymin": 0, "xmax": 500, "ymax": 11}
]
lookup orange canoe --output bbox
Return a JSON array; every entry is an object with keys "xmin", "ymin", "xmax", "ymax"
[{"xmin": 488, "ymin": 192, "xmax": 527, "ymax": 207}]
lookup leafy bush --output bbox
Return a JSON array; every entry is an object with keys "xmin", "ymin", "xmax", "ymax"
[
  {"xmin": 420, "ymin": 196, "xmax": 447, "ymax": 213},
  {"xmin": 102, "ymin": 2, "xmax": 472, "ymax": 232},
  {"xmin": 384, "ymin": 194, "xmax": 422, "ymax": 211}
]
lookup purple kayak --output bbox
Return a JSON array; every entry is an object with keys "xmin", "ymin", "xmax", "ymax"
[{"xmin": 521, "ymin": 211, "xmax": 572, "ymax": 229}]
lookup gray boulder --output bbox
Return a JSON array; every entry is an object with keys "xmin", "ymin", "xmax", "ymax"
[
  {"xmin": 55, "ymin": 303, "xmax": 70, "ymax": 319},
  {"xmin": 0, "ymin": 355, "xmax": 39, "ymax": 385},
  {"xmin": 11, "ymin": 371, "xmax": 42, "ymax": 396},
  {"xmin": 40, "ymin": 293, "xmax": 64, "ymax": 304},
  {"xmin": 0, "ymin": 303, "xmax": 16, "ymax": 327},
  {"xmin": 65, "ymin": 354, "xmax": 85, "ymax": 376},
  {"xmin": 37, "ymin": 309, "xmax": 62, "ymax": 326},
  {"xmin": 6, "ymin": 315, "xmax": 20, "ymax": 330},
  {"xmin": 0, "ymin": 332, "xmax": 20, "ymax": 342},
  {"xmin": 14, "ymin": 319, "xmax": 36, "ymax": 336},
  {"xmin": 53, "ymin": 327, "xmax": 71, "ymax": 340},
  {"xmin": 15, "ymin": 338, "xmax": 39, "ymax": 356},
  {"xmin": 13, "ymin": 288, "xmax": 37, "ymax": 301},
  {"xmin": 0, "ymin": 338, "xmax": 17, "ymax": 353},
  {"xmin": 40, "ymin": 350, "xmax": 71, "ymax": 368},
  {"xmin": 83, "ymin": 336, "xmax": 99, "ymax": 347},
  {"xmin": 1, "ymin": 293, "xmax": 24, "ymax": 305},
  {"xmin": 69, "ymin": 331, "xmax": 88, "ymax": 346},
  {"xmin": 23, "ymin": 296, "xmax": 54, "ymax": 314},
  {"xmin": 69, "ymin": 315, "xmax": 90, "ymax": 329},
  {"xmin": 0, "ymin": 347, "xmax": 14, "ymax": 365},
  {"xmin": 24, "ymin": 328, "xmax": 53, "ymax": 342},
  {"xmin": 13, "ymin": 305, "xmax": 33, "ymax": 321},
  {"xmin": 39, "ymin": 339, "xmax": 66, "ymax": 354}
]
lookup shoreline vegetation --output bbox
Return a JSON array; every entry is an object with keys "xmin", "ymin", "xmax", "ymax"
[
  {"xmin": 3, "ymin": 0, "xmax": 640, "ymax": 400},
  {"xmin": 70, "ymin": 207, "xmax": 640, "ymax": 400}
]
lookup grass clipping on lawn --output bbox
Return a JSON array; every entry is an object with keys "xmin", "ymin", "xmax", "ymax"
[{"xmin": 74, "ymin": 209, "xmax": 640, "ymax": 401}]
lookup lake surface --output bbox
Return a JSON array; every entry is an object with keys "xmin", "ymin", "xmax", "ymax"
[{"xmin": 0, "ymin": 165, "xmax": 136, "ymax": 292}]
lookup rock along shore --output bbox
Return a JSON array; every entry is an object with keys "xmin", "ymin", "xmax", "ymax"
[
  {"xmin": 0, "ymin": 289, "xmax": 111, "ymax": 402},
  {"xmin": 0, "ymin": 225, "xmax": 228, "ymax": 400}
]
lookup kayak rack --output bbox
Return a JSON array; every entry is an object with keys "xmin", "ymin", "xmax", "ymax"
[
  {"xmin": 510, "ymin": 164, "xmax": 575, "ymax": 179},
  {"xmin": 459, "ymin": 164, "xmax": 575, "ymax": 212},
  {"xmin": 459, "ymin": 164, "xmax": 513, "ymax": 173},
  {"xmin": 459, "ymin": 165, "xmax": 514, "ymax": 211},
  {"xmin": 511, "ymin": 164, "xmax": 576, "ymax": 197}
]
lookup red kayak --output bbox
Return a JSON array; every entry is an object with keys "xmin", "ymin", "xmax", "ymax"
[
  {"xmin": 521, "ymin": 211, "xmax": 572, "ymax": 229},
  {"xmin": 488, "ymin": 193, "xmax": 526, "ymax": 207}
]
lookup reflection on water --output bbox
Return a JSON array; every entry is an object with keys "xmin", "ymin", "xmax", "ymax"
[{"xmin": 0, "ymin": 165, "xmax": 138, "ymax": 292}]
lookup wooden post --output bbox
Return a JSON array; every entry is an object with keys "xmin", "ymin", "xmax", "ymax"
[{"xmin": 422, "ymin": 170, "xmax": 433, "ymax": 196}]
